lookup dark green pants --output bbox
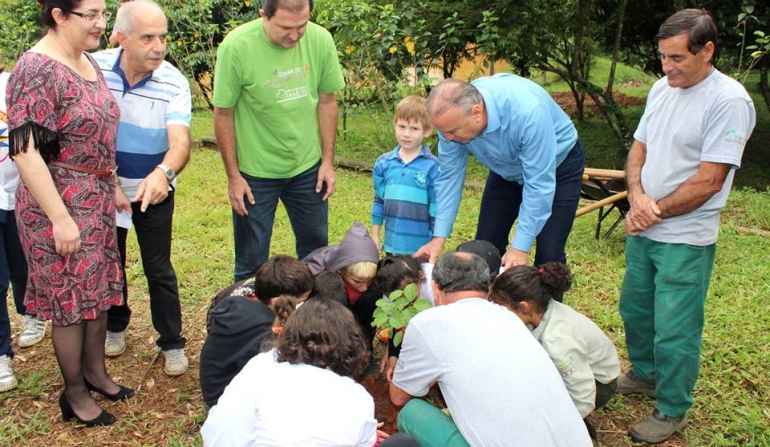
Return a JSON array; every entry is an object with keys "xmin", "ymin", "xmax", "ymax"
[{"xmin": 620, "ymin": 236, "xmax": 715, "ymax": 417}]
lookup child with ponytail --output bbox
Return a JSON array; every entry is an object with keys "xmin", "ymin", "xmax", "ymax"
[{"xmin": 489, "ymin": 262, "xmax": 620, "ymax": 438}]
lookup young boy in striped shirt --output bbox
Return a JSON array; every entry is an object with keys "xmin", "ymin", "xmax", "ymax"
[{"xmin": 371, "ymin": 96, "xmax": 439, "ymax": 255}]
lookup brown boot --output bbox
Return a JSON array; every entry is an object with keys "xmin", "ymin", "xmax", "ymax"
[
  {"xmin": 629, "ymin": 409, "xmax": 686, "ymax": 444},
  {"xmin": 616, "ymin": 371, "xmax": 656, "ymax": 398}
]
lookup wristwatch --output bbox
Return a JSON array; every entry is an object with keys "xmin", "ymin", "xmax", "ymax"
[{"xmin": 156, "ymin": 164, "xmax": 176, "ymax": 183}]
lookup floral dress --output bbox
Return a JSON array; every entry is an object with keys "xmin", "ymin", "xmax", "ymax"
[{"xmin": 7, "ymin": 52, "xmax": 123, "ymax": 325}]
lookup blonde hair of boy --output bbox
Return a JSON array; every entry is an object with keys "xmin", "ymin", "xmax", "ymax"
[
  {"xmin": 394, "ymin": 95, "xmax": 430, "ymax": 130},
  {"xmin": 338, "ymin": 261, "xmax": 378, "ymax": 281}
]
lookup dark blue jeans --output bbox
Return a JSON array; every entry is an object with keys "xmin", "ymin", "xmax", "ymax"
[
  {"xmin": 475, "ymin": 139, "xmax": 585, "ymax": 266},
  {"xmin": 233, "ymin": 161, "xmax": 328, "ymax": 282},
  {"xmin": 109, "ymin": 191, "xmax": 185, "ymax": 350},
  {"xmin": 0, "ymin": 210, "xmax": 28, "ymax": 357}
]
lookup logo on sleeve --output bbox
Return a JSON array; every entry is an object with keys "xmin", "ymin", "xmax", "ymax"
[
  {"xmin": 555, "ymin": 356, "xmax": 577, "ymax": 377},
  {"xmin": 724, "ymin": 129, "xmax": 747, "ymax": 146}
]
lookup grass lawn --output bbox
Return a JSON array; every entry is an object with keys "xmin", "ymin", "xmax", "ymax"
[
  {"xmin": 1, "ymin": 146, "xmax": 768, "ymax": 446},
  {"xmin": 1, "ymin": 65, "xmax": 769, "ymax": 445}
]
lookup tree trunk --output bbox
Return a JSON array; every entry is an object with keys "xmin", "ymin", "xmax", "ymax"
[
  {"xmin": 760, "ymin": 65, "xmax": 770, "ymax": 114},
  {"xmin": 607, "ymin": 0, "xmax": 628, "ymax": 95}
]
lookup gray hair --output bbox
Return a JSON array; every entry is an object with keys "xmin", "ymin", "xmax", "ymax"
[
  {"xmin": 432, "ymin": 252, "xmax": 490, "ymax": 294},
  {"xmin": 426, "ymin": 78, "xmax": 483, "ymax": 118},
  {"xmin": 114, "ymin": 0, "xmax": 163, "ymax": 36}
]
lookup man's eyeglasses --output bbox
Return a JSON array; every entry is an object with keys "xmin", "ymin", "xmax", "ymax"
[{"xmin": 69, "ymin": 10, "xmax": 112, "ymax": 22}]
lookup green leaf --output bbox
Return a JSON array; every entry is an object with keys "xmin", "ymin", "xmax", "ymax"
[
  {"xmin": 403, "ymin": 283, "xmax": 418, "ymax": 300},
  {"xmin": 413, "ymin": 298, "xmax": 432, "ymax": 312},
  {"xmin": 373, "ymin": 314, "xmax": 389, "ymax": 327},
  {"xmin": 393, "ymin": 297, "xmax": 409, "ymax": 309},
  {"xmin": 390, "ymin": 314, "xmax": 406, "ymax": 329},
  {"xmin": 394, "ymin": 331, "xmax": 404, "ymax": 347}
]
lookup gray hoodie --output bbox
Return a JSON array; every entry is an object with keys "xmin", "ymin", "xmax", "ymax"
[{"xmin": 302, "ymin": 221, "xmax": 379, "ymax": 274}]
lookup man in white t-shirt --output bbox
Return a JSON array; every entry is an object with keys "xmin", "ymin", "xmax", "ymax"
[
  {"xmin": 618, "ymin": 9, "xmax": 755, "ymax": 444},
  {"xmin": 390, "ymin": 252, "xmax": 591, "ymax": 447}
]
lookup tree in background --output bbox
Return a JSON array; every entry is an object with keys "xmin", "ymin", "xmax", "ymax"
[
  {"xmin": 159, "ymin": 0, "xmax": 258, "ymax": 109},
  {"xmin": 0, "ymin": 0, "xmax": 42, "ymax": 65},
  {"xmin": 0, "ymin": 0, "xmax": 763, "ymax": 147}
]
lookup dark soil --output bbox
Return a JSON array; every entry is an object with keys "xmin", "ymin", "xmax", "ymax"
[{"xmin": 362, "ymin": 374, "xmax": 399, "ymax": 433}]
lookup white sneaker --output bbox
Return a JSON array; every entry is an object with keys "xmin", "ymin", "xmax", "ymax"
[
  {"xmin": 0, "ymin": 355, "xmax": 18, "ymax": 392},
  {"xmin": 19, "ymin": 315, "xmax": 47, "ymax": 348},
  {"xmin": 105, "ymin": 331, "xmax": 127, "ymax": 357},
  {"xmin": 163, "ymin": 348, "xmax": 188, "ymax": 376}
]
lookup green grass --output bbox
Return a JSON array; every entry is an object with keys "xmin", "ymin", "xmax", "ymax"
[
  {"xmin": 7, "ymin": 61, "xmax": 758, "ymax": 445},
  {"xmin": 535, "ymin": 57, "xmax": 657, "ymax": 97},
  {"xmin": 1, "ymin": 145, "xmax": 768, "ymax": 445}
]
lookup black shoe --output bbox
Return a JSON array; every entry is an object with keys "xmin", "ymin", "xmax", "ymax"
[
  {"xmin": 59, "ymin": 392, "xmax": 116, "ymax": 427},
  {"xmin": 84, "ymin": 378, "xmax": 135, "ymax": 402},
  {"xmin": 584, "ymin": 418, "xmax": 597, "ymax": 440}
]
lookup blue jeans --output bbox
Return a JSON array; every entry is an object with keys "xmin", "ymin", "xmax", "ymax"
[
  {"xmin": 109, "ymin": 191, "xmax": 185, "ymax": 350},
  {"xmin": 475, "ymin": 139, "xmax": 585, "ymax": 266},
  {"xmin": 0, "ymin": 210, "xmax": 29, "ymax": 357},
  {"xmin": 233, "ymin": 161, "xmax": 328, "ymax": 282}
]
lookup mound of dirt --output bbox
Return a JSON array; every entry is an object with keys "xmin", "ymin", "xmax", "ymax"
[{"xmin": 551, "ymin": 91, "xmax": 646, "ymax": 118}]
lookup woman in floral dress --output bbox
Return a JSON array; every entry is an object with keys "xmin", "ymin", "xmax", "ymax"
[{"xmin": 8, "ymin": 0, "xmax": 133, "ymax": 426}]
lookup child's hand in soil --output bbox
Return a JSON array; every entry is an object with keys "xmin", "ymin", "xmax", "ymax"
[
  {"xmin": 380, "ymin": 356, "xmax": 397, "ymax": 383},
  {"xmin": 376, "ymin": 422, "xmax": 390, "ymax": 444}
]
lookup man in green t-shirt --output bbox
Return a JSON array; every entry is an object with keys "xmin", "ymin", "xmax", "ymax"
[{"xmin": 213, "ymin": 0, "xmax": 345, "ymax": 281}]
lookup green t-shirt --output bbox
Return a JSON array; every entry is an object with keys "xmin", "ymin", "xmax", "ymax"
[{"xmin": 213, "ymin": 20, "xmax": 345, "ymax": 178}]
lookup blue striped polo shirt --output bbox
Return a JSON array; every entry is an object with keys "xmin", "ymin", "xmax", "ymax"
[{"xmin": 92, "ymin": 48, "xmax": 192, "ymax": 196}]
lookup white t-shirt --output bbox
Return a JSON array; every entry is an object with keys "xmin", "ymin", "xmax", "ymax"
[
  {"xmin": 0, "ymin": 71, "xmax": 20, "ymax": 211},
  {"xmin": 201, "ymin": 349, "xmax": 378, "ymax": 447},
  {"xmin": 634, "ymin": 68, "xmax": 755, "ymax": 245},
  {"xmin": 393, "ymin": 298, "xmax": 592, "ymax": 447},
  {"xmin": 531, "ymin": 300, "xmax": 620, "ymax": 417},
  {"xmin": 419, "ymin": 263, "xmax": 435, "ymax": 306}
]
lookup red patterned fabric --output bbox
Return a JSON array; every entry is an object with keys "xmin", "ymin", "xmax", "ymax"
[{"xmin": 7, "ymin": 52, "xmax": 124, "ymax": 326}]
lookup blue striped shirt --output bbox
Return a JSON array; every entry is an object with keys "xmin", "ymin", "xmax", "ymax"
[
  {"xmin": 92, "ymin": 49, "xmax": 192, "ymax": 196},
  {"xmin": 371, "ymin": 145, "xmax": 439, "ymax": 254}
]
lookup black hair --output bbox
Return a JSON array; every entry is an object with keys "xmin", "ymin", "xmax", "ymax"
[
  {"xmin": 38, "ymin": 0, "xmax": 84, "ymax": 29},
  {"xmin": 261, "ymin": 0, "xmax": 313, "ymax": 19},
  {"xmin": 656, "ymin": 9, "xmax": 718, "ymax": 59},
  {"xmin": 432, "ymin": 252, "xmax": 489, "ymax": 294},
  {"xmin": 489, "ymin": 262, "xmax": 572, "ymax": 313},
  {"xmin": 373, "ymin": 255, "xmax": 423, "ymax": 297},
  {"xmin": 254, "ymin": 255, "xmax": 314, "ymax": 305},
  {"xmin": 275, "ymin": 299, "xmax": 370, "ymax": 378},
  {"xmin": 310, "ymin": 272, "xmax": 348, "ymax": 306}
]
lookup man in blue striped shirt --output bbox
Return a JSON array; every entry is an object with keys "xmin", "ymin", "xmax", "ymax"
[{"xmin": 93, "ymin": 0, "xmax": 192, "ymax": 376}]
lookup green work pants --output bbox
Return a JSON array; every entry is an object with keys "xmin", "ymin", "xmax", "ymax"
[
  {"xmin": 619, "ymin": 236, "xmax": 715, "ymax": 417},
  {"xmin": 397, "ymin": 399, "xmax": 471, "ymax": 447}
]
